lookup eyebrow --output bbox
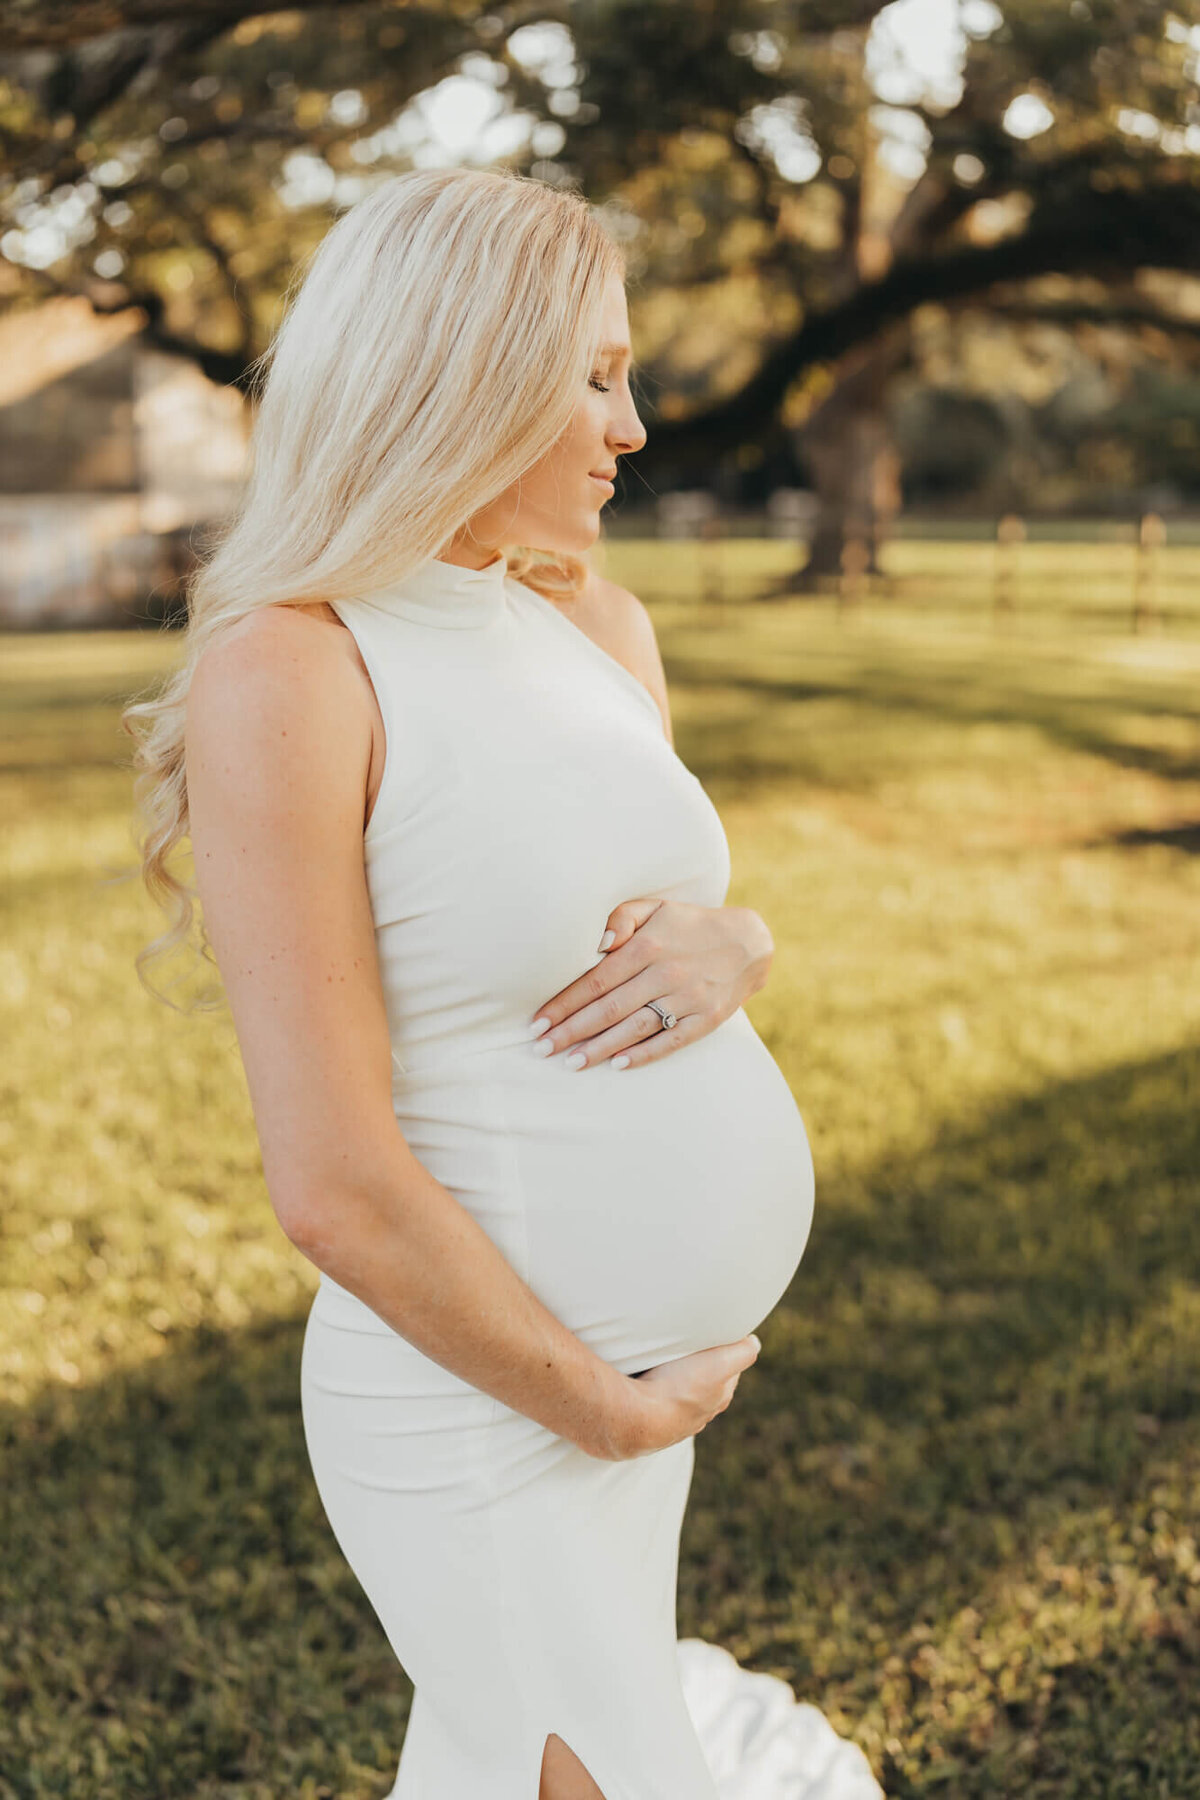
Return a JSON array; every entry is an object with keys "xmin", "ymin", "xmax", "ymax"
[{"xmin": 597, "ymin": 342, "xmax": 632, "ymax": 359}]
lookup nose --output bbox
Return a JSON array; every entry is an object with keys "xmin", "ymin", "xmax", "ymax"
[{"xmin": 608, "ymin": 391, "xmax": 646, "ymax": 458}]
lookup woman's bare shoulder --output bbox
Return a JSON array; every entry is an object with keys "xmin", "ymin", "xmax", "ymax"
[
  {"xmin": 186, "ymin": 601, "xmax": 373, "ymax": 775},
  {"xmin": 189, "ymin": 601, "xmax": 362, "ymax": 710}
]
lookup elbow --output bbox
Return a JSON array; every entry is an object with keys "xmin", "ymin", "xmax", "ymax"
[
  {"xmin": 271, "ymin": 1144, "xmax": 402, "ymax": 1260},
  {"xmin": 264, "ymin": 1122, "xmax": 414, "ymax": 1259},
  {"xmin": 269, "ymin": 1175, "xmax": 350, "ymax": 1260},
  {"xmin": 272, "ymin": 1190, "xmax": 326, "ymax": 1256}
]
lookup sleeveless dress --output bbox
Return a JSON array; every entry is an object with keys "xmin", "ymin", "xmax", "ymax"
[{"xmin": 298, "ymin": 551, "xmax": 883, "ymax": 1799}]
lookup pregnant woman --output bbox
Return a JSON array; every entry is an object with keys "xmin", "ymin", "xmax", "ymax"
[{"xmin": 126, "ymin": 169, "xmax": 880, "ymax": 1798}]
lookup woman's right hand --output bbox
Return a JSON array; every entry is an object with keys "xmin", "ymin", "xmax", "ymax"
[{"xmin": 597, "ymin": 1335, "xmax": 762, "ymax": 1460}]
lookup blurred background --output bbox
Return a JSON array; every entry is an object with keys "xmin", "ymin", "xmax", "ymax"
[{"xmin": 2, "ymin": 2, "xmax": 1199, "ymax": 1796}]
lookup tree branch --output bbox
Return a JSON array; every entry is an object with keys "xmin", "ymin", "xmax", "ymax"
[
  {"xmin": 985, "ymin": 295, "xmax": 1200, "ymax": 340},
  {"xmin": 640, "ymin": 181, "xmax": 1200, "ymax": 469},
  {"xmin": 3, "ymin": 0, "xmax": 423, "ymax": 52},
  {"xmin": 2, "ymin": 18, "xmax": 232, "ymax": 188}
]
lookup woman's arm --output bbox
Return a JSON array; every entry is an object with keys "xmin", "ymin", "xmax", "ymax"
[{"xmin": 184, "ymin": 606, "xmax": 752, "ymax": 1461}]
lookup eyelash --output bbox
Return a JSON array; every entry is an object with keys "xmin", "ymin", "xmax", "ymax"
[{"xmin": 589, "ymin": 376, "xmax": 610, "ymax": 393}]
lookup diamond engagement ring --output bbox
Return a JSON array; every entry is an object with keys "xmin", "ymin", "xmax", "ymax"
[{"xmin": 647, "ymin": 1000, "xmax": 677, "ymax": 1031}]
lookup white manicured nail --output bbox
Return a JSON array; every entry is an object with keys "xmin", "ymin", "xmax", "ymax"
[
  {"xmin": 532, "ymin": 1037, "xmax": 555, "ymax": 1057},
  {"xmin": 597, "ymin": 930, "xmax": 615, "ymax": 951},
  {"xmin": 612, "ymin": 1054, "xmax": 630, "ymax": 1070},
  {"xmin": 564, "ymin": 1051, "xmax": 587, "ymax": 1070},
  {"xmin": 528, "ymin": 1017, "xmax": 551, "ymax": 1038}
]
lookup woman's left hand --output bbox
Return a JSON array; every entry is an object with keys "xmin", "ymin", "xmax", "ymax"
[{"xmin": 527, "ymin": 898, "xmax": 774, "ymax": 1070}]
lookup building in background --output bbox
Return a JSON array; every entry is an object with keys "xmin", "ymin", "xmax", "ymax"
[{"xmin": 0, "ymin": 295, "xmax": 248, "ymax": 627}]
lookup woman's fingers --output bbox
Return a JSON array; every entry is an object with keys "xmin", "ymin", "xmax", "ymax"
[
  {"xmin": 623, "ymin": 1336, "xmax": 762, "ymax": 1452},
  {"xmin": 531, "ymin": 967, "xmax": 686, "ymax": 1063},
  {"xmin": 528, "ymin": 938, "xmax": 651, "ymax": 1043},
  {"xmin": 527, "ymin": 894, "xmax": 754, "ymax": 1068},
  {"xmin": 596, "ymin": 896, "xmax": 663, "ymax": 953},
  {"xmin": 528, "ymin": 898, "xmax": 674, "ymax": 1039},
  {"xmin": 569, "ymin": 1004, "xmax": 701, "ymax": 1070},
  {"xmin": 606, "ymin": 1011, "xmax": 702, "ymax": 1070}
]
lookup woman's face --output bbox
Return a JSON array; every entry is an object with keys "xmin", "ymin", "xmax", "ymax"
[{"xmin": 444, "ymin": 269, "xmax": 646, "ymax": 566}]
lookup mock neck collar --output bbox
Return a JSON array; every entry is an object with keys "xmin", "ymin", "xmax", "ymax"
[{"xmin": 365, "ymin": 550, "xmax": 510, "ymax": 629}]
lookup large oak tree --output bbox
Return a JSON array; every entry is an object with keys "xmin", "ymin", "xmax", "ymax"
[{"xmin": 3, "ymin": 0, "xmax": 1200, "ymax": 572}]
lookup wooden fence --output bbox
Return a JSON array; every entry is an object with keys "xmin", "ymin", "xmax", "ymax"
[{"xmin": 651, "ymin": 496, "xmax": 1200, "ymax": 634}]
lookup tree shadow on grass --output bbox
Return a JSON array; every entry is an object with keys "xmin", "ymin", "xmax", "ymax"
[
  {"xmin": 0, "ymin": 1316, "xmax": 406, "ymax": 1800},
  {"xmin": 2, "ymin": 1044, "xmax": 1197, "ymax": 1799},
  {"xmin": 667, "ymin": 658, "xmax": 1200, "ymax": 791},
  {"xmin": 686, "ymin": 1039, "xmax": 1200, "ymax": 1793},
  {"xmin": 1100, "ymin": 821, "xmax": 1200, "ymax": 854}
]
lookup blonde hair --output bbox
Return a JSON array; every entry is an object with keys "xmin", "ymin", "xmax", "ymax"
[{"xmin": 121, "ymin": 167, "xmax": 625, "ymax": 1007}]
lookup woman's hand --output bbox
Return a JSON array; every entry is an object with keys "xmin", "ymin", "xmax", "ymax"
[
  {"xmin": 595, "ymin": 1336, "xmax": 762, "ymax": 1460},
  {"xmin": 528, "ymin": 898, "xmax": 774, "ymax": 1070}
]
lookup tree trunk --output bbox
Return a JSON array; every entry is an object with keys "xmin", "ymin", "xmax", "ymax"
[{"xmin": 791, "ymin": 330, "xmax": 907, "ymax": 590}]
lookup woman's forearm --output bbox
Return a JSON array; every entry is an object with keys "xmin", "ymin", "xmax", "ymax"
[{"xmin": 286, "ymin": 1139, "xmax": 635, "ymax": 1459}]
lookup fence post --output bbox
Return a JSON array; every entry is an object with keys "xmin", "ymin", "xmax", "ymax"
[
  {"xmin": 1133, "ymin": 512, "xmax": 1164, "ymax": 634},
  {"xmin": 656, "ymin": 491, "xmax": 718, "ymax": 604},
  {"xmin": 994, "ymin": 513, "xmax": 1025, "ymax": 623},
  {"xmin": 699, "ymin": 513, "xmax": 725, "ymax": 605}
]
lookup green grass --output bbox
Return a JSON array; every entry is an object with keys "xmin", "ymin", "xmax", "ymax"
[
  {"xmin": 600, "ymin": 532, "xmax": 1200, "ymax": 638},
  {"xmin": 3, "ymin": 542, "xmax": 1199, "ymax": 1797}
]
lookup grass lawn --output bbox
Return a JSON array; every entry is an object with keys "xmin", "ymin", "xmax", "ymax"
[{"xmin": 2, "ymin": 540, "xmax": 1199, "ymax": 1798}]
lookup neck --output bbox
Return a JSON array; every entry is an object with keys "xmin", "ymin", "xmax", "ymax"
[
  {"xmin": 437, "ymin": 538, "xmax": 506, "ymax": 572},
  {"xmin": 363, "ymin": 548, "xmax": 511, "ymax": 630}
]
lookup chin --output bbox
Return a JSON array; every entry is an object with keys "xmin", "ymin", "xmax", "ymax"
[{"xmin": 533, "ymin": 512, "xmax": 603, "ymax": 558}]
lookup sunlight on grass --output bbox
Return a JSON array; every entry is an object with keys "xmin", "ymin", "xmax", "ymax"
[{"xmin": 2, "ymin": 545, "xmax": 1198, "ymax": 1796}]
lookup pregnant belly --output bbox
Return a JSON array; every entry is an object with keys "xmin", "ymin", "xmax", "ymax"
[{"xmin": 392, "ymin": 1007, "xmax": 815, "ymax": 1375}]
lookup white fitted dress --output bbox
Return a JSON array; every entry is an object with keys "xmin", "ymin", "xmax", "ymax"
[{"xmin": 298, "ymin": 552, "xmax": 882, "ymax": 1799}]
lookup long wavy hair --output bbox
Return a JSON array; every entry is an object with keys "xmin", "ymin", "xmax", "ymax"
[{"xmin": 121, "ymin": 167, "xmax": 625, "ymax": 1008}]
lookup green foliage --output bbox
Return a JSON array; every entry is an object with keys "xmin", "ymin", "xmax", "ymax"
[
  {"xmin": 0, "ymin": 5, "xmax": 486, "ymax": 377},
  {"xmin": 7, "ymin": 0, "xmax": 1200, "ymax": 420},
  {"xmin": 3, "ymin": 545, "xmax": 1200, "ymax": 1795}
]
